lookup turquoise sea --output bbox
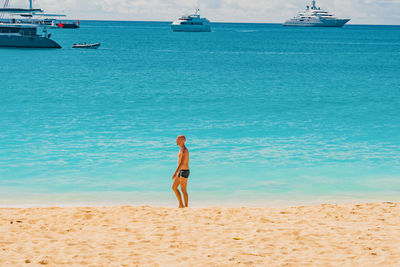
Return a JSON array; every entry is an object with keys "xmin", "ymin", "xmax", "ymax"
[{"xmin": 0, "ymin": 22, "xmax": 399, "ymax": 206}]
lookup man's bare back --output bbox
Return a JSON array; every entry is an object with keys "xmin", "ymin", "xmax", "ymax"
[{"xmin": 172, "ymin": 135, "xmax": 190, "ymax": 208}]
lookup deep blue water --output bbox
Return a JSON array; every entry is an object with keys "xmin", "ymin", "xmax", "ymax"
[{"xmin": 0, "ymin": 22, "xmax": 399, "ymax": 206}]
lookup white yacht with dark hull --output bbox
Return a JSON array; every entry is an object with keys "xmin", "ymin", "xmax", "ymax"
[
  {"xmin": 283, "ymin": 0, "xmax": 350, "ymax": 27},
  {"xmin": 0, "ymin": 0, "xmax": 78, "ymax": 29},
  {"xmin": 171, "ymin": 9, "xmax": 211, "ymax": 32},
  {"xmin": 11, "ymin": 13, "xmax": 66, "ymax": 28},
  {"xmin": 0, "ymin": 23, "xmax": 61, "ymax": 48}
]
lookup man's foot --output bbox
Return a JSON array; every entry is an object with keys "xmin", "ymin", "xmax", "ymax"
[{"xmin": 179, "ymin": 204, "xmax": 185, "ymax": 208}]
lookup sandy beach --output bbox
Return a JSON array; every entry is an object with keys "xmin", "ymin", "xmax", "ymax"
[{"xmin": 1, "ymin": 202, "xmax": 399, "ymax": 266}]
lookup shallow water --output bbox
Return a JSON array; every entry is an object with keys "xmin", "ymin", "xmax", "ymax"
[{"xmin": 0, "ymin": 22, "xmax": 399, "ymax": 206}]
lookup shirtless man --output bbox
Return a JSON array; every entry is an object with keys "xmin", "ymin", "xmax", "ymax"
[{"xmin": 172, "ymin": 135, "xmax": 190, "ymax": 208}]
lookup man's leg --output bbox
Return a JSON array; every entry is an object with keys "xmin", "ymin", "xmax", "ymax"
[
  {"xmin": 172, "ymin": 177, "xmax": 184, "ymax": 208},
  {"xmin": 180, "ymin": 178, "xmax": 188, "ymax": 207}
]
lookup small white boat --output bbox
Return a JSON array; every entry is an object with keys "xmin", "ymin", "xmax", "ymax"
[
  {"xmin": 171, "ymin": 9, "xmax": 211, "ymax": 32},
  {"xmin": 72, "ymin": 43, "xmax": 100, "ymax": 49}
]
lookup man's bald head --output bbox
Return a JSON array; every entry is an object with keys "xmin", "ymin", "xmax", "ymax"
[{"xmin": 176, "ymin": 135, "xmax": 186, "ymax": 146}]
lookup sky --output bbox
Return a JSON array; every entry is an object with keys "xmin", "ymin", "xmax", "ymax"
[{"xmin": 9, "ymin": 0, "xmax": 400, "ymax": 25}]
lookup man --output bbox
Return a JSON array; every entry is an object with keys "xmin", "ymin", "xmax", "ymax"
[{"xmin": 172, "ymin": 135, "xmax": 190, "ymax": 208}]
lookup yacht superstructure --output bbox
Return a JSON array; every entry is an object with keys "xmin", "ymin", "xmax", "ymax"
[
  {"xmin": 171, "ymin": 9, "xmax": 211, "ymax": 32},
  {"xmin": 283, "ymin": 1, "xmax": 350, "ymax": 27}
]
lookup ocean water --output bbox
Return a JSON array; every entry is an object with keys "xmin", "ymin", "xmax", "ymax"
[{"xmin": 0, "ymin": 22, "xmax": 399, "ymax": 206}]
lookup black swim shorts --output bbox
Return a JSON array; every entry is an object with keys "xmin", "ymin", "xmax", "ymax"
[{"xmin": 178, "ymin": 169, "xmax": 190, "ymax": 179}]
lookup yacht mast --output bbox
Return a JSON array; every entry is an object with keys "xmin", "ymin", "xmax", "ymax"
[
  {"xmin": 311, "ymin": 0, "xmax": 316, "ymax": 10},
  {"xmin": 0, "ymin": 0, "xmax": 9, "ymax": 18},
  {"xmin": 3, "ymin": 0, "xmax": 10, "ymax": 8}
]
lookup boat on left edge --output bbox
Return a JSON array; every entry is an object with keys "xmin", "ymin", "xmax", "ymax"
[
  {"xmin": 0, "ymin": 23, "xmax": 61, "ymax": 48},
  {"xmin": 0, "ymin": 1, "xmax": 61, "ymax": 48}
]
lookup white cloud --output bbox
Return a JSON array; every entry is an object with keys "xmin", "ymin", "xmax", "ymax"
[{"xmin": 8, "ymin": 0, "xmax": 400, "ymax": 24}]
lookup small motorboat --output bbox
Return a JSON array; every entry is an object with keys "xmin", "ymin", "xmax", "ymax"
[{"xmin": 72, "ymin": 42, "xmax": 100, "ymax": 49}]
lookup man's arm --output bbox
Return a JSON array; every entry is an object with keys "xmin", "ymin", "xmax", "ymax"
[{"xmin": 172, "ymin": 149, "xmax": 185, "ymax": 179}]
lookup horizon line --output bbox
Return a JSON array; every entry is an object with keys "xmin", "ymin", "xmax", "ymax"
[{"xmin": 70, "ymin": 19, "xmax": 400, "ymax": 26}]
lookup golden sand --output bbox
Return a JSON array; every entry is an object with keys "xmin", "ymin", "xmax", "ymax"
[{"xmin": 1, "ymin": 202, "xmax": 399, "ymax": 266}]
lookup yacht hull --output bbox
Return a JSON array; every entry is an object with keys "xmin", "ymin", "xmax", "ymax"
[
  {"xmin": 171, "ymin": 25, "xmax": 211, "ymax": 32},
  {"xmin": 0, "ymin": 35, "xmax": 61, "ymax": 48},
  {"xmin": 59, "ymin": 23, "xmax": 79, "ymax": 29},
  {"xmin": 283, "ymin": 19, "xmax": 350, "ymax": 27}
]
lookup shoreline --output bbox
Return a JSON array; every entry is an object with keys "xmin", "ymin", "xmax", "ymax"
[
  {"xmin": 1, "ymin": 202, "xmax": 400, "ymax": 265},
  {"xmin": 1, "ymin": 191, "xmax": 400, "ymax": 208},
  {"xmin": 2, "ymin": 201, "xmax": 398, "ymax": 209},
  {"xmin": 1, "ymin": 199, "xmax": 399, "ymax": 209}
]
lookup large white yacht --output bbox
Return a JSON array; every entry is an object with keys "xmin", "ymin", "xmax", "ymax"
[
  {"xmin": 171, "ymin": 9, "xmax": 211, "ymax": 32},
  {"xmin": 283, "ymin": 0, "xmax": 350, "ymax": 27}
]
